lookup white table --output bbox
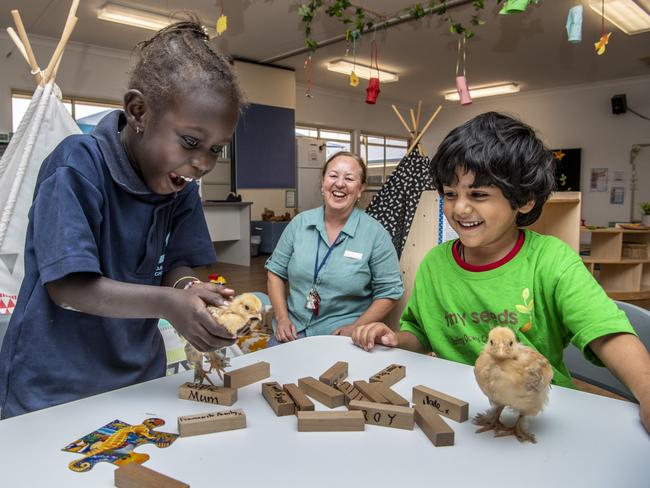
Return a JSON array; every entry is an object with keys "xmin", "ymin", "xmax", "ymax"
[{"xmin": 0, "ymin": 336, "xmax": 648, "ymax": 487}]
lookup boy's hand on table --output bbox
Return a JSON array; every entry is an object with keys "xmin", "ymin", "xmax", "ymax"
[
  {"xmin": 351, "ymin": 322, "xmax": 398, "ymax": 351},
  {"xmin": 275, "ymin": 318, "xmax": 298, "ymax": 342},
  {"xmin": 164, "ymin": 285, "xmax": 237, "ymax": 352},
  {"xmin": 332, "ymin": 324, "xmax": 357, "ymax": 337}
]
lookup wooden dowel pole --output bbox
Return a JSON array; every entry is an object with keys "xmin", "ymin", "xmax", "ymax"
[
  {"xmin": 407, "ymin": 105, "xmax": 442, "ymax": 154},
  {"xmin": 43, "ymin": 16, "xmax": 77, "ymax": 84},
  {"xmin": 11, "ymin": 10, "xmax": 42, "ymax": 84},
  {"xmin": 6, "ymin": 28, "xmax": 29, "ymax": 65},
  {"xmin": 409, "ymin": 108, "xmax": 417, "ymax": 133},
  {"xmin": 391, "ymin": 104, "xmax": 413, "ymax": 136},
  {"xmin": 416, "ymin": 100, "xmax": 422, "ymax": 131}
]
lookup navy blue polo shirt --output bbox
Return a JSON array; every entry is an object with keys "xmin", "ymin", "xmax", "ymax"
[{"xmin": 0, "ymin": 110, "xmax": 216, "ymax": 417}]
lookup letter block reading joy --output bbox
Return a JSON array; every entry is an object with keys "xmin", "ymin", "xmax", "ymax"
[
  {"xmin": 298, "ymin": 376, "xmax": 345, "ymax": 408},
  {"xmin": 348, "ymin": 400, "xmax": 415, "ymax": 430},
  {"xmin": 179, "ymin": 382, "xmax": 237, "ymax": 406},
  {"xmin": 336, "ymin": 381, "xmax": 367, "ymax": 406},
  {"xmin": 297, "ymin": 410, "xmax": 365, "ymax": 432},
  {"xmin": 414, "ymin": 405, "xmax": 454, "ymax": 447},
  {"xmin": 283, "ymin": 383, "xmax": 315, "ymax": 411},
  {"xmin": 369, "ymin": 364, "xmax": 406, "ymax": 387},
  {"xmin": 412, "ymin": 385, "xmax": 468, "ymax": 423},
  {"xmin": 262, "ymin": 382, "xmax": 296, "ymax": 416},
  {"xmin": 114, "ymin": 462, "xmax": 189, "ymax": 488},
  {"xmin": 353, "ymin": 381, "xmax": 390, "ymax": 404},
  {"xmin": 223, "ymin": 361, "xmax": 270, "ymax": 389},
  {"xmin": 177, "ymin": 409, "xmax": 246, "ymax": 437},
  {"xmin": 371, "ymin": 382, "xmax": 410, "ymax": 407},
  {"xmin": 319, "ymin": 361, "xmax": 348, "ymax": 386}
]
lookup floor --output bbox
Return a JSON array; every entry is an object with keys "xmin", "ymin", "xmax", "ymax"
[{"xmin": 196, "ymin": 254, "xmax": 639, "ymax": 402}]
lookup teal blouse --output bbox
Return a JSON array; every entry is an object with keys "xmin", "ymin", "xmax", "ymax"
[{"xmin": 265, "ymin": 206, "xmax": 404, "ymax": 336}]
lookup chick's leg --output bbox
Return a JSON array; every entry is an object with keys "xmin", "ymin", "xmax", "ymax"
[
  {"xmin": 495, "ymin": 414, "xmax": 536, "ymax": 443},
  {"xmin": 207, "ymin": 349, "xmax": 230, "ymax": 380},
  {"xmin": 473, "ymin": 405, "xmax": 507, "ymax": 434}
]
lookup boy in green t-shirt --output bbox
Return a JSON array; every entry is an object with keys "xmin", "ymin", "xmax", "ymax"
[{"xmin": 351, "ymin": 112, "xmax": 650, "ymax": 434}]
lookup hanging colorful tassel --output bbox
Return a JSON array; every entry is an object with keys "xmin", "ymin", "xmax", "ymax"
[
  {"xmin": 365, "ymin": 40, "xmax": 380, "ymax": 104},
  {"xmin": 304, "ymin": 55, "xmax": 313, "ymax": 98},
  {"xmin": 455, "ymin": 37, "xmax": 472, "ymax": 106},
  {"xmin": 594, "ymin": 0, "xmax": 611, "ymax": 55},
  {"xmin": 216, "ymin": 0, "xmax": 227, "ymax": 36},
  {"xmin": 566, "ymin": 4, "xmax": 583, "ymax": 44}
]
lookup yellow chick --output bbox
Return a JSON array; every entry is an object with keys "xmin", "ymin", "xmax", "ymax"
[
  {"xmin": 186, "ymin": 293, "xmax": 263, "ymax": 385},
  {"xmin": 473, "ymin": 326, "xmax": 553, "ymax": 443}
]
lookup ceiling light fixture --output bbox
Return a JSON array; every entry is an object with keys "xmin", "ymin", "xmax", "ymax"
[
  {"xmin": 444, "ymin": 83, "xmax": 520, "ymax": 101},
  {"xmin": 327, "ymin": 59, "xmax": 399, "ymax": 83},
  {"xmin": 588, "ymin": 0, "xmax": 650, "ymax": 35},
  {"xmin": 97, "ymin": 3, "xmax": 175, "ymax": 31}
]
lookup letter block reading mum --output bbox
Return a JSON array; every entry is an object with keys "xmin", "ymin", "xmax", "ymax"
[
  {"xmin": 223, "ymin": 361, "xmax": 270, "ymax": 389},
  {"xmin": 348, "ymin": 400, "xmax": 415, "ymax": 430},
  {"xmin": 262, "ymin": 382, "xmax": 296, "ymax": 416},
  {"xmin": 412, "ymin": 385, "xmax": 468, "ymax": 423},
  {"xmin": 178, "ymin": 383, "xmax": 237, "ymax": 406},
  {"xmin": 177, "ymin": 409, "xmax": 246, "ymax": 437}
]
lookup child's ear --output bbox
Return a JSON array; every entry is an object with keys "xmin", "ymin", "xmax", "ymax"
[
  {"xmin": 519, "ymin": 198, "xmax": 536, "ymax": 215},
  {"xmin": 123, "ymin": 89, "xmax": 148, "ymax": 132}
]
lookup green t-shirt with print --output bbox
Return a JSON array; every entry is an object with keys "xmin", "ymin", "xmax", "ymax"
[{"xmin": 400, "ymin": 230, "xmax": 635, "ymax": 388}]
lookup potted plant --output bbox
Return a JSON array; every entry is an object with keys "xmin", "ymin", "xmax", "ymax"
[{"xmin": 641, "ymin": 202, "xmax": 650, "ymax": 226}]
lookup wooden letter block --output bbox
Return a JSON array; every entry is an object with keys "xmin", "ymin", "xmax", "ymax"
[
  {"xmin": 178, "ymin": 409, "xmax": 246, "ymax": 437},
  {"xmin": 415, "ymin": 404, "xmax": 455, "ymax": 446},
  {"xmin": 353, "ymin": 380, "xmax": 389, "ymax": 404},
  {"xmin": 114, "ymin": 462, "xmax": 189, "ymax": 488},
  {"xmin": 262, "ymin": 382, "xmax": 295, "ymax": 416},
  {"xmin": 283, "ymin": 383, "xmax": 315, "ymax": 411},
  {"xmin": 336, "ymin": 381, "xmax": 367, "ymax": 406},
  {"xmin": 369, "ymin": 364, "xmax": 406, "ymax": 386},
  {"xmin": 298, "ymin": 376, "xmax": 345, "ymax": 408},
  {"xmin": 297, "ymin": 410, "xmax": 365, "ymax": 432},
  {"xmin": 318, "ymin": 361, "xmax": 348, "ymax": 386},
  {"xmin": 371, "ymin": 382, "xmax": 410, "ymax": 407},
  {"xmin": 412, "ymin": 385, "xmax": 468, "ymax": 423},
  {"xmin": 348, "ymin": 400, "xmax": 415, "ymax": 430},
  {"xmin": 178, "ymin": 382, "xmax": 237, "ymax": 406},
  {"xmin": 223, "ymin": 361, "xmax": 270, "ymax": 389}
]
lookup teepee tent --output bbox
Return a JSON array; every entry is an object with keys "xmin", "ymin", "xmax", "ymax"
[{"xmin": 0, "ymin": 1, "xmax": 81, "ymax": 315}]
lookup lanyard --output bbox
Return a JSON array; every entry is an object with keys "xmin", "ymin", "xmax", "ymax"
[{"xmin": 313, "ymin": 230, "xmax": 341, "ymax": 284}]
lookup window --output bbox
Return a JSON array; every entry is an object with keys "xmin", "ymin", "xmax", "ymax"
[
  {"xmin": 296, "ymin": 124, "xmax": 352, "ymax": 160},
  {"xmin": 11, "ymin": 91, "xmax": 121, "ymax": 133},
  {"xmin": 360, "ymin": 132, "xmax": 408, "ymax": 187}
]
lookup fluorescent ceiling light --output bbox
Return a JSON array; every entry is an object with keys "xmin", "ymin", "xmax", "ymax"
[
  {"xmin": 444, "ymin": 83, "xmax": 520, "ymax": 101},
  {"xmin": 327, "ymin": 59, "xmax": 399, "ymax": 83},
  {"xmin": 588, "ymin": 0, "xmax": 650, "ymax": 35},
  {"xmin": 97, "ymin": 3, "xmax": 175, "ymax": 31}
]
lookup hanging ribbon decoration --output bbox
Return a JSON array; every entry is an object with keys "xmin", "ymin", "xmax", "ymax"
[
  {"xmin": 349, "ymin": 34, "xmax": 359, "ymax": 87},
  {"xmin": 304, "ymin": 55, "xmax": 313, "ymax": 98},
  {"xmin": 455, "ymin": 36, "xmax": 472, "ymax": 106},
  {"xmin": 216, "ymin": 0, "xmax": 227, "ymax": 36},
  {"xmin": 365, "ymin": 39, "xmax": 380, "ymax": 104},
  {"xmin": 594, "ymin": 0, "xmax": 611, "ymax": 55}
]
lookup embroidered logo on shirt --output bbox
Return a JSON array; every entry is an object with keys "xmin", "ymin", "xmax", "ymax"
[
  {"xmin": 154, "ymin": 233, "xmax": 170, "ymax": 277},
  {"xmin": 344, "ymin": 250, "xmax": 363, "ymax": 260}
]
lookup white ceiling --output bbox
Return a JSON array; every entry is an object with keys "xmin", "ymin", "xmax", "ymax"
[{"xmin": 1, "ymin": 1, "xmax": 649, "ymax": 105}]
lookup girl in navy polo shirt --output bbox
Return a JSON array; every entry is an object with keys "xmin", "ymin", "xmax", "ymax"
[{"xmin": 0, "ymin": 20, "xmax": 242, "ymax": 417}]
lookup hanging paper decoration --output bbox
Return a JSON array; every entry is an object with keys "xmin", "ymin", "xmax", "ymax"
[
  {"xmin": 216, "ymin": 0, "xmax": 227, "ymax": 36},
  {"xmin": 365, "ymin": 40, "xmax": 380, "ymax": 104},
  {"xmin": 455, "ymin": 37, "xmax": 471, "ymax": 106},
  {"xmin": 594, "ymin": 0, "xmax": 611, "ymax": 55},
  {"xmin": 566, "ymin": 4, "xmax": 583, "ymax": 44},
  {"xmin": 304, "ymin": 55, "xmax": 313, "ymax": 98},
  {"xmin": 499, "ymin": 0, "xmax": 540, "ymax": 15},
  {"xmin": 349, "ymin": 35, "xmax": 359, "ymax": 87}
]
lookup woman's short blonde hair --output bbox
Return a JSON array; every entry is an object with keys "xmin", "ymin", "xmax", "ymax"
[{"xmin": 322, "ymin": 151, "xmax": 367, "ymax": 185}]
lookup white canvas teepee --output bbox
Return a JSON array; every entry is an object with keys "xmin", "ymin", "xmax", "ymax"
[{"xmin": 0, "ymin": 1, "xmax": 80, "ymax": 315}]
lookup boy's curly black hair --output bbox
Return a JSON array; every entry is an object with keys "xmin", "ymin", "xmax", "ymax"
[
  {"xmin": 431, "ymin": 112, "xmax": 556, "ymax": 227},
  {"xmin": 128, "ymin": 17, "xmax": 244, "ymax": 115}
]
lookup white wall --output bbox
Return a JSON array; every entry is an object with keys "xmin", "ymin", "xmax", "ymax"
[{"xmin": 421, "ymin": 76, "xmax": 650, "ymax": 226}]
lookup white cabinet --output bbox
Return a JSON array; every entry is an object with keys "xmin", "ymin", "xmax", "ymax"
[{"xmin": 296, "ymin": 136, "xmax": 326, "ymax": 212}]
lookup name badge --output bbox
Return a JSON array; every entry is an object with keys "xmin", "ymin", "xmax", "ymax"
[{"xmin": 344, "ymin": 250, "xmax": 363, "ymax": 260}]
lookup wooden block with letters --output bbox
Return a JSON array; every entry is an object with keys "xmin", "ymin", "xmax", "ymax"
[
  {"xmin": 348, "ymin": 400, "xmax": 415, "ymax": 430},
  {"xmin": 114, "ymin": 462, "xmax": 189, "ymax": 488},
  {"xmin": 353, "ymin": 380, "xmax": 389, "ymax": 404},
  {"xmin": 336, "ymin": 381, "xmax": 367, "ymax": 406},
  {"xmin": 297, "ymin": 410, "xmax": 365, "ymax": 432},
  {"xmin": 177, "ymin": 409, "xmax": 246, "ymax": 437},
  {"xmin": 318, "ymin": 361, "xmax": 348, "ymax": 386},
  {"xmin": 223, "ymin": 361, "xmax": 270, "ymax": 389},
  {"xmin": 371, "ymin": 382, "xmax": 410, "ymax": 407},
  {"xmin": 412, "ymin": 385, "xmax": 469, "ymax": 423},
  {"xmin": 178, "ymin": 382, "xmax": 237, "ymax": 406},
  {"xmin": 283, "ymin": 383, "xmax": 315, "ymax": 411},
  {"xmin": 262, "ymin": 381, "xmax": 296, "ymax": 416},
  {"xmin": 298, "ymin": 376, "xmax": 345, "ymax": 408},
  {"xmin": 369, "ymin": 364, "xmax": 406, "ymax": 386},
  {"xmin": 415, "ymin": 404, "xmax": 455, "ymax": 446}
]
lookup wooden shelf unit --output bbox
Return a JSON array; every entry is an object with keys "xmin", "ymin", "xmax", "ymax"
[
  {"xmin": 581, "ymin": 227, "xmax": 650, "ymax": 300},
  {"xmin": 527, "ymin": 191, "xmax": 581, "ymax": 253}
]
